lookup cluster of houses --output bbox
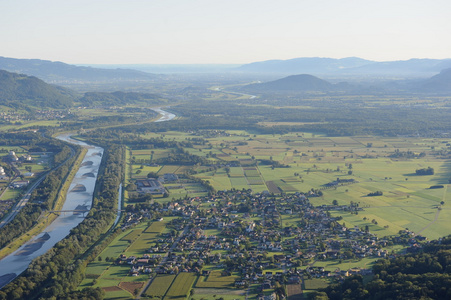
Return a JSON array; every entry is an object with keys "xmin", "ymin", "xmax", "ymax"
[
  {"xmin": 0, "ymin": 166, "xmax": 7, "ymax": 180},
  {"xmin": 3, "ymin": 151, "xmax": 33, "ymax": 166},
  {"xmin": 0, "ymin": 110, "xmax": 71, "ymax": 123},
  {"xmin": 117, "ymin": 189, "xmax": 425, "ymax": 289}
]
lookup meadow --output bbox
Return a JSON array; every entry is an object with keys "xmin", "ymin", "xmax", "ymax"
[
  {"xmin": 82, "ymin": 130, "xmax": 451, "ymax": 299},
  {"xmin": 127, "ymin": 130, "xmax": 451, "ymax": 240}
]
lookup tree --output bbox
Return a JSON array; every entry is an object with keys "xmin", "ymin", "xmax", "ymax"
[
  {"xmin": 147, "ymin": 172, "xmax": 158, "ymax": 178},
  {"xmin": 126, "ymin": 183, "xmax": 137, "ymax": 191}
]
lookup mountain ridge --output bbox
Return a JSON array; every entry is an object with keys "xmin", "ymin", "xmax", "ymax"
[
  {"xmin": 237, "ymin": 57, "xmax": 451, "ymax": 77},
  {"xmin": 0, "ymin": 56, "xmax": 158, "ymax": 84},
  {"xmin": 0, "ymin": 69, "xmax": 76, "ymax": 108}
]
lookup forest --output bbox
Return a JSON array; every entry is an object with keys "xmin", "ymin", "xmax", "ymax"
[{"xmin": 318, "ymin": 236, "xmax": 451, "ymax": 300}]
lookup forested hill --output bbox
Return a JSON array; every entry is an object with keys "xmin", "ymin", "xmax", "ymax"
[
  {"xmin": 0, "ymin": 69, "xmax": 76, "ymax": 108},
  {"xmin": 320, "ymin": 235, "xmax": 451, "ymax": 300},
  {"xmin": 243, "ymin": 74, "xmax": 337, "ymax": 93},
  {"xmin": 418, "ymin": 67, "xmax": 451, "ymax": 93},
  {"xmin": 0, "ymin": 56, "xmax": 157, "ymax": 83}
]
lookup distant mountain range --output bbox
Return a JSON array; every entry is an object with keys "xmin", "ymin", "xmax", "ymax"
[
  {"xmin": 0, "ymin": 69, "xmax": 166, "ymax": 109},
  {"xmin": 418, "ymin": 68, "xmax": 451, "ymax": 92},
  {"xmin": 0, "ymin": 70, "xmax": 75, "ymax": 108},
  {"xmin": 1, "ymin": 56, "xmax": 451, "ymax": 110},
  {"xmin": 0, "ymin": 56, "xmax": 158, "ymax": 83},
  {"xmin": 245, "ymin": 74, "xmax": 334, "ymax": 92},
  {"xmin": 242, "ymin": 68, "xmax": 451, "ymax": 95},
  {"xmin": 237, "ymin": 57, "xmax": 451, "ymax": 77}
]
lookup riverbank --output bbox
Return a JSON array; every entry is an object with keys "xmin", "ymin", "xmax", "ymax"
[
  {"xmin": 0, "ymin": 147, "xmax": 87, "ymax": 260},
  {"xmin": 0, "ymin": 137, "xmax": 103, "ymax": 289}
]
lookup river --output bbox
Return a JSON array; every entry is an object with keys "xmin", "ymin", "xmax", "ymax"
[
  {"xmin": 0, "ymin": 135, "xmax": 104, "ymax": 288},
  {"xmin": 152, "ymin": 107, "xmax": 176, "ymax": 122},
  {"xmin": 0, "ymin": 107, "xmax": 174, "ymax": 289}
]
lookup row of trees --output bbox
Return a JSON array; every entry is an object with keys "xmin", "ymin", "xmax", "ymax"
[
  {"xmin": 0, "ymin": 143, "xmax": 78, "ymax": 250},
  {"xmin": 0, "ymin": 144, "xmax": 125, "ymax": 300},
  {"xmin": 317, "ymin": 235, "xmax": 451, "ymax": 299},
  {"xmin": 415, "ymin": 167, "xmax": 434, "ymax": 175}
]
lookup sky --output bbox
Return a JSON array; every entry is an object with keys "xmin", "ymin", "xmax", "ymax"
[{"xmin": 1, "ymin": 0, "xmax": 451, "ymax": 64}]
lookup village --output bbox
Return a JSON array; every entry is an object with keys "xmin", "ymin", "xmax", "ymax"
[{"xmin": 116, "ymin": 188, "xmax": 425, "ymax": 295}]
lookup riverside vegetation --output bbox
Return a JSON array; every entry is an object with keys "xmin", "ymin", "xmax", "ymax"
[{"xmin": 0, "ymin": 67, "xmax": 450, "ymax": 299}]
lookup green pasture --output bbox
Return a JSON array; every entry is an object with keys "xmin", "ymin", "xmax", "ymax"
[
  {"xmin": 104, "ymin": 289, "xmax": 132, "ymax": 300},
  {"xmin": 312, "ymin": 257, "xmax": 379, "ymax": 272},
  {"xmin": 145, "ymin": 221, "xmax": 166, "ymax": 233},
  {"xmin": 165, "ymin": 272, "xmax": 197, "ymax": 299},
  {"xmin": 144, "ymin": 274, "xmax": 176, "ymax": 298},
  {"xmin": 184, "ymin": 131, "xmax": 451, "ymax": 240},
  {"xmin": 303, "ymin": 278, "xmax": 332, "ymax": 290},
  {"xmin": 127, "ymin": 232, "xmax": 158, "ymax": 256},
  {"xmin": 83, "ymin": 229, "xmax": 138, "ymax": 278},
  {"xmin": 191, "ymin": 293, "xmax": 245, "ymax": 300},
  {"xmin": 120, "ymin": 228, "xmax": 144, "ymax": 243},
  {"xmin": 0, "ymin": 189, "xmax": 20, "ymax": 201},
  {"xmin": 195, "ymin": 271, "xmax": 238, "ymax": 288}
]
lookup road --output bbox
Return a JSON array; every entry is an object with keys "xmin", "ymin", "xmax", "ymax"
[{"xmin": 0, "ymin": 146, "xmax": 75, "ymax": 229}]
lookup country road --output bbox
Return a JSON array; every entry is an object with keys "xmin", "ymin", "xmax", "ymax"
[{"xmin": 0, "ymin": 146, "xmax": 76, "ymax": 229}]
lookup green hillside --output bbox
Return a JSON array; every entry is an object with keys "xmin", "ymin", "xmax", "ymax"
[{"xmin": 0, "ymin": 69, "xmax": 75, "ymax": 108}]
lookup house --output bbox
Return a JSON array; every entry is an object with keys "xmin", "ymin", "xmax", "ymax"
[{"xmin": 10, "ymin": 180, "xmax": 29, "ymax": 189}]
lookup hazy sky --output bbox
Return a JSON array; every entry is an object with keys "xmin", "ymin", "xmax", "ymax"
[{"xmin": 1, "ymin": 0, "xmax": 450, "ymax": 64}]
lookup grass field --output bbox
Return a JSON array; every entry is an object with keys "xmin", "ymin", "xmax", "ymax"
[
  {"xmin": 165, "ymin": 273, "xmax": 197, "ymax": 299},
  {"xmin": 144, "ymin": 274, "xmax": 176, "ymax": 298},
  {"xmin": 183, "ymin": 133, "xmax": 451, "ymax": 240},
  {"xmin": 195, "ymin": 271, "xmax": 238, "ymax": 288},
  {"xmin": 80, "ymin": 130, "xmax": 451, "ymax": 298},
  {"xmin": 145, "ymin": 221, "xmax": 166, "ymax": 233}
]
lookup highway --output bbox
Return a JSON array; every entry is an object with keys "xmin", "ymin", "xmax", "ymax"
[{"xmin": 0, "ymin": 146, "xmax": 75, "ymax": 229}]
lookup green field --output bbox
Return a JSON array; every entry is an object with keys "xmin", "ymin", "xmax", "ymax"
[
  {"xmin": 80, "ymin": 130, "xmax": 451, "ymax": 299},
  {"xmin": 195, "ymin": 271, "xmax": 238, "ymax": 288},
  {"xmin": 144, "ymin": 274, "xmax": 176, "ymax": 298},
  {"xmin": 165, "ymin": 273, "xmax": 197, "ymax": 299},
  {"xmin": 186, "ymin": 133, "xmax": 451, "ymax": 240},
  {"xmin": 145, "ymin": 221, "xmax": 166, "ymax": 233}
]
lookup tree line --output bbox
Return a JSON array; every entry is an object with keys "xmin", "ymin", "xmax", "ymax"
[
  {"xmin": 0, "ymin": 144, "xmax": 125, "ymax": 300},
  {"xmin": 314, "ymin": 235, "xmax": 451, "ymax": 300}
]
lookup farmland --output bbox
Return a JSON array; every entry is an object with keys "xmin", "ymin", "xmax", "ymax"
[
  {"xmin": 164, "ymin": 273, "xmax": 197, "ymax": 299},
  {"xmin": 143, "ymin": 274, "xmax": 175, "ymax": 298},
  {"xmin": 76, "ymin": 129, "xmax": 451, "ymax": 300},
  {"xmin": 125, "ymin": 130, "xmax": 451, "ymax": 240},
  {"xmin": 195, "ymin": 271, "xmax": 238, "ymax": 288}
]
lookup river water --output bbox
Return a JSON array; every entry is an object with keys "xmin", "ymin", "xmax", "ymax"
[
  {"xmin": 0, "ymin": 108, "xmax": 174, "ymax": 289},
  {"xmin": 152, "ymin": 107, "xmax": 176, "ymax": 122},
  {"xmin": 0, "ymin": 135, "xmax": 103, "ymax": 289}
]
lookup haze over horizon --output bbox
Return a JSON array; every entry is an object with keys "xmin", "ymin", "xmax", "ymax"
[{"xmin": 1, "ymin": 0, "xmax": 451, "ymax": 65}]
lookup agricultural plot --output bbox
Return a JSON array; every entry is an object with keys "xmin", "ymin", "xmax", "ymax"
[
  {"xmin": 303, "ymin": 278, "xmax": 331, "ymax": 295},
  {"xmin": 120, "ymin": 228, "xmax": 144, "ymax": 243},
  {"xmin": 127, "ymin": 231, "xmax": 159, "ymax": 255},
  {"xmin": 195, "ymin": 271, "xmax": 237, "ymax": 288},
  {"xmin": 286, "ymin": 283, "xmax": 303, "ymax": 300},
  {"xmin": 145, "ymin": 221, "xmax": 166, "ymax": 233},
  {"xmin": 158, "ymin": 165, "xmax": 181, "ymax": 174},
  {"xmin": 184, "ymin": 132, "xmax": 451, "ymax": 240},
  {"xmin": 144, "ymin": 274, "xmax": 176, "ymax": 298},
  {"xmin": 165, "ymin": 272, "xmax": 197, "ymax": 299}
]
